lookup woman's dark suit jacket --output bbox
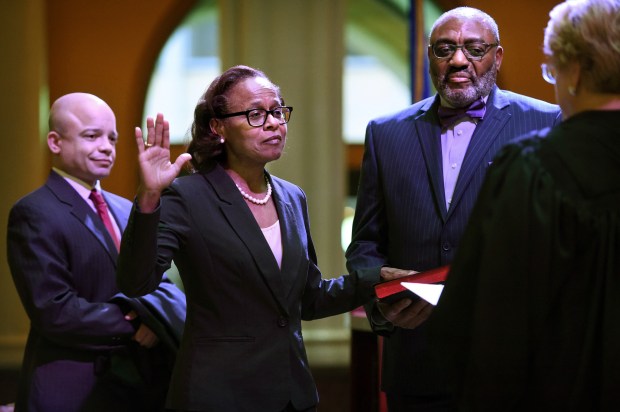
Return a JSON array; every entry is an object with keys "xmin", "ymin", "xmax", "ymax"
[{"xmin": 117, "ymin": 164, "xmax": 380, "ymax": 411}]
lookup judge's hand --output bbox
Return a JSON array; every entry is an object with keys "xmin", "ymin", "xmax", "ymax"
[
  {"xmin": 134, "ymin": 113, "xmax": 192, "ymax": 212},
  {"xmin": 378, "ymin": 298, "xmax": 433, "ymax": 330},
  {"xmin": 125, "ymin": 310, "xmax": 160, "ymax": 348}
]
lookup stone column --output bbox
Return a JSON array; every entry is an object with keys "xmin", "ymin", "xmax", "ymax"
[{"xmin": 0, "ymin": 0, "xmax": 48, "ymax": 367}]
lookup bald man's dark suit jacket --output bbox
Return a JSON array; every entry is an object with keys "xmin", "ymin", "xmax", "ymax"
[
  {"xmin": 346, "ymin": 86, "xmax": 562, "ymax": 397},
  {"xmin": 7, "ymin": 170, "xmax": 185, "ymax": 412},
  {"xmin": 117, "ymin": 164, "xmax": 380, "ymax": 412}
]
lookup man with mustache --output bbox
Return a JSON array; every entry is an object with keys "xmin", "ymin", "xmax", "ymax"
[
  {"xmin": 7, "ymin": 93, "xmax": 185, "ymax": 411},
  {"xmin": 346, "ymin": 7, "xmax": 561, "ymax": 411}
]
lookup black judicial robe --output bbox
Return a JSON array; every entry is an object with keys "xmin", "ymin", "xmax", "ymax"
[{"xmin": 427, "ymin": 110, "xmax": 620, "ymax": 411}]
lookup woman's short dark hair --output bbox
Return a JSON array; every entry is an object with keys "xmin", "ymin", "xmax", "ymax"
[{"xmin": 187, "ymin": 65, "xmax": 282, "ymax": 172}]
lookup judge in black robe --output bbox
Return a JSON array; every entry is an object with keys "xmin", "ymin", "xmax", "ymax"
[
  {"xmin": 426, "ymin": 1, "xmax": 620, "ymax": 410},
  {"xmin": 428, "ymin": 111, "xmax": 620, "ymax": 410}
]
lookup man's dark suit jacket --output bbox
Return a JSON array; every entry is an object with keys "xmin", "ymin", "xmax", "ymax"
[
  {"xmin": 7, "ymin": 170, "xmax": 185, "ymax": 412},
  {"xmin": 117, "ymin": 164, "xmax": 380, "ymax": 411},
  {"xmin": 345, "ymin": 87, "xmax": 562, "ymax": 396}
]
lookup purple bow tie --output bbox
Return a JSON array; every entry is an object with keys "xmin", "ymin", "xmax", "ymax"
[{"xmin": 437, "ymin": 98, "xmax": 486, "ymax": 128}]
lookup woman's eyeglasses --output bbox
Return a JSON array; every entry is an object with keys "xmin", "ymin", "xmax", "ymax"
[
  {"xmin": 541, "ymin": 63, "xmax": 557, "ymax": 85},
  {"xmin": 218, "ymin": 106, "xmax": 293, "ymax": 127}
]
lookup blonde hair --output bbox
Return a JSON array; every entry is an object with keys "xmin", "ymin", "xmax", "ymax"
[{"xmin": 544, "ymin": 0, "xmax": 620, "ymax": 93}]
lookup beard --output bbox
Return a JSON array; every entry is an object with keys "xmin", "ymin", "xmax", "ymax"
[{"xmin": 433, "ymin": 63, "xmax": 498, "ymax": 108}]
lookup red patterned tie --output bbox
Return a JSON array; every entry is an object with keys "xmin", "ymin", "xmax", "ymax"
[{"xmin": 89, "ymin": 189, "xmax": 120, "ymax": 251}]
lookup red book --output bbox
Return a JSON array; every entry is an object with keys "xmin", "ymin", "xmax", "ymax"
[{"xmin": 374, "ymin": 265, "xmax": 450, "ymax": 303}]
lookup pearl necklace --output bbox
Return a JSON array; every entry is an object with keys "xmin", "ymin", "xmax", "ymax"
[{"xmin": 235, "ymin": 175, "xmax": 272, "ymax": 205}]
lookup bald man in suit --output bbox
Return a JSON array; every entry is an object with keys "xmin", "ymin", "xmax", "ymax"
[{"xmin": 7, "ymin": 93, "xmax": 185, "ymax": 412}]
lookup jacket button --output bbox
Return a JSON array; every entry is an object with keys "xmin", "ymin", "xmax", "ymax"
[
  {"xmin": 277, "ymin": 317, "xmax": 289, "ymax": 327},
  {"xmin": 442, "ymin": 242, "xmax": 451, "ymax": 251}
]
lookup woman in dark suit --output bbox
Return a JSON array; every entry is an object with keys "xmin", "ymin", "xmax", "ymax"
[{"xmin": 117, "ymin": 65, "xmax": 397, "ymax": 411}]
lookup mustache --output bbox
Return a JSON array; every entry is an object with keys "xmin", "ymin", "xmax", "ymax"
[{"xmin": 445, "ymin": 68, "xmax": 474, "ymax": 78}]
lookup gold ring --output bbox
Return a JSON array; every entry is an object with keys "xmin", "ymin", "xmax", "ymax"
[{"xmin": 144, "ymin": 142, "xmax": 153, "ymax": 148}]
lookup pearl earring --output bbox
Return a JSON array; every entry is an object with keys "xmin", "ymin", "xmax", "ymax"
[
  {"xmin": 220, "ymin": 137, "xmax": 225, "ymax": 144},
  {"xmin": 568, "ymin": 86, "xmax": 577, "ymax": 96}
]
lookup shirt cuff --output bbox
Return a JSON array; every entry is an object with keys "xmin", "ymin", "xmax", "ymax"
[{"xmin": 369, "ymin": 299, "xmax": 395, "ymax": 335}]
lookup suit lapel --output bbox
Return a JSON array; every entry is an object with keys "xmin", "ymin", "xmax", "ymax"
[
  {"xmin": 448, "ymin": 88, "xmax": 511, "ymax": 216},
  {"xmin": 205, "ymin": 166, "xmax": 289, "ymax": 312},
  {"xmin": 271, "ymin": 178, "xmax": 303, "ymax": 297},
  {"xmin": 46, "ymin": 171, "xmax": 118, "ymax": 262},
  {"xmin": 415, "ymin": 96, "xmax": 449, "ymax": 219}
]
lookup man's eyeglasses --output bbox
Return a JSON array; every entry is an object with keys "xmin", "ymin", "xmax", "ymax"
[
  {"xmin": 429, "ymin": 41, "xmax": 499, "ymax": 61},
  {"xmin": 541, "ymin": 63, "xmax": 557, "ymax": 85},
  {"xmin": 217, "ymin": 106, "xmax": 293, "ymax": 127}
]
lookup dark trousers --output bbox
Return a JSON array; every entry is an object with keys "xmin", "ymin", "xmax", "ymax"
[
  {"xmin": 167, "ymin": 402, "xmax": 316, "ymax": 412},
  {"xmin": 386, "ymin": 391, "xmax": 455, "ymax": 412},
  {"xmin": 282, "ymin": 402, "xmax": 316, "ymax": 412}
]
